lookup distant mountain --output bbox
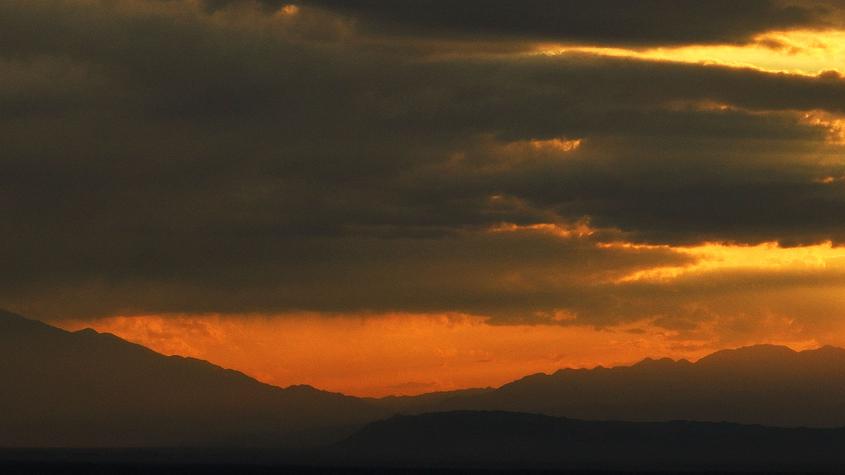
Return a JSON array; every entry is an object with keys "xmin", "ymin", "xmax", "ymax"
[
  {"xmin": 424, "ymin": 344, "xmax": 845, "ymax": 427},
  {"xmin": 7, "ymin": 308, "xmax": 845, "ymax": 452},
  {"xmin": 0, "ymin": 311, "xmax": 388, "ymax": 448},
  {"xmin": 366, "ymin": 387, "xmax": 494, "ymax": 413},
  {"xmin": 329, "ymin": 411, "xmax": 845, "ymax": 471}
]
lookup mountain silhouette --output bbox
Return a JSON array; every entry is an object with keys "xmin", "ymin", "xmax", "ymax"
[
  {"xmin": 422, "ymin": 344, "xmax": 845, "ymax": 427},
  {"xmin": 0, "ymin": 310, "xmax": 387, "ymax": 448},
  {"xmin": 328, "ymin": 411, "xmax": 845, "ymax": 471},
  {"xmin": 7, "ymin": 309, "xmax": 845, "ymax": 452},
  {"xmin": 365, "ymin": 387, "xmax": 494, "ymax": 413}
]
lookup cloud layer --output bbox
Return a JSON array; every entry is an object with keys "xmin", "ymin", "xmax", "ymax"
[
  {"xmin": 304, "ymin": 0, "xmax": 834, "ymax": 46},
  {"xmin": 2, "ymin": 0, "xmax": 845, "ymax": 342}
]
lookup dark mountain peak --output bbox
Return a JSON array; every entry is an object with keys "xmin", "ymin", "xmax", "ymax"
[
  {"xmin": 284, "ymin": 384, "xmax": 350, "ymax": 398},
  {"xmin": 375, "ymin": 387, "xmax": 493, "ymax": 403},
  {"xmin": 430, "ymin": 343, "xmax": 845, "ymax": 428},
  {"xmin": 547, "ymin": 356, "xmax": 690, "ymax": 378},
  {"xmin": 286, "ymin": 384, "xmax": 320, "ymax": 392},
  {"xmin": 0, "ymin": 309, "xmax": 66, "ymax": 335},
  {"xmin": 0, "ymin": 312, "xmax": 390, "ymax": 448},
  {"xmin": 0, "ymin": 308, "xmax": 24, "ymax": 320},
  {"xmin": 632, "ymin": 356, "xmax": 680, "ymax": 369},
  {"xmin": 793, "ymin": 345, "xmax": 845, "ymax": 368},
  {"xmin": 73, "ymin": 327, "xmax": 99, "ymax": 336},
  {"xmin": 803, "ymin": 345, "xmax": 845, "ymax": 356},
  {"xmin": 371, "ymin": 387, "xmax": 495, "ymax": 414},
  {"xmin": 696, "ymin": 344, "xmax": 797, "ymax": 367},
  {"xmin": 0, "ymin": 309, "xmax": 37, "ymax": 325},
  {"xmin": 498, "ymin": 371, "xmax": 554, "ymax": 390}
]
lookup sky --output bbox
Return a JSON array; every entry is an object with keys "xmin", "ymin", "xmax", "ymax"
[{"xmin": 4, "ymin": 0, "xmax": 845, "ymax": 396}]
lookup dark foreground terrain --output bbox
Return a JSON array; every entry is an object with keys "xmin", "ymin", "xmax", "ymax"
[
  {"xmin": 0, "ymin": 461, "xmax": 571, "ymax": 475},
  {"xmin": 4, "ymin": 411, "xmax": 845, "ymax": 473},
  {"xmin": 327, "ymin": 411, "xmax": 845, "ymax": 472},
  {"xmin": 0, "ymin": 461, "xmax": 829, "ymax": 475}
]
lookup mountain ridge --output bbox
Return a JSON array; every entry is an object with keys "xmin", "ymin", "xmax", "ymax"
[
  {"xmin": 6, "ymin": 309, "xmax": 845, "ymax": 449},
  {"xmin": 429, "ymin": 342, "xmax": 845, "ymax": 427},
  {"xmin": 0, "ymin": 310, "xmax": 388, "ymax": 448},
  {"xmin": 327, "ymin": 410, "xmax": 845, "ymax": 471}
]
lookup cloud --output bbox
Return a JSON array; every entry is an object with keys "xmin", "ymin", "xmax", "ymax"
[
  {"xmin": 0, "ymin": 226, "xmax": 690, "ymax": 318},
  {"xmin": 1, "ymin": 0, "xmax": 845, "ymax": 335},
  {"xmin": 303, "ymin": 0, "xmax": 833, "ymax": 46}
]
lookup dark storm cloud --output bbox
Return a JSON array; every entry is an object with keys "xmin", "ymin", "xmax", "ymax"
[
  {"xmin": 2, "ymin": 0, "xmax": 845, "ymax": 322},
  {"xmin": 201, "ymin": 0, "xmax": 286, "ymax": 12},
  {"xmin": 303, "ymin": 0, "xmax": 832, "ymax": 46},
  {"xmin": 0, "ymin": 228, "xmax": 690, "ymax": 318}
]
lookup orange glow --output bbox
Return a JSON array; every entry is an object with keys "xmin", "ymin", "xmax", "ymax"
[
  {"xmin": 607, "ymin": 241, "xmax": 845, "ymax": 283},
  {"xmin": 816, "ymin": 175, "xmax": 845, "ymax": 184},
  {"xmin": 54, "ymin": 312, "xmax": 822, "ymax": 397},
  {"xmin": 279, "ymin": 4, "xmax": 299, "ymax": 16},
  {"xmin": 535, "ymin": 30, "xmax": 845, "ymax": 77},
  {"xmin": 802, "ymin": 111, "xmax": 845, "ymax": 145},
  {"xmin": 528, "ymin": 138, "xmax": 582, "ymax": 152},
  {"xmin": 487, "ymin": 221, "xmax": 595, "ymax": 239},
  {"xmin": 47, "ymin": 234, "xmax": 845, "ymax": 398}
]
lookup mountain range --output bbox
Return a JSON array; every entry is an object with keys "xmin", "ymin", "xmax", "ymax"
[
  {"xmin": 5, "ymin": 309, "xmax": 845, "ymax": 457},
  {"xmin": 0, "ymin": 310, "xmax": 386, "ymax": 448},
  {"xmin": 427, "ymin": 343, "xmax": 845, "ymax": 427},
  {"xmin": 329, "ymin": 411, "xmax": 845, "ymax": 471}
]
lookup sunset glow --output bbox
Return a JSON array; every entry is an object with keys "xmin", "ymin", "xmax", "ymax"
[
  {"xmin": 535, "ymin": 30, "xmax": 845, "ymax": 76},
  {"xmin": 55, "ymin": 312, "xmax": 823, "ymax": 397},
  {"xmin": 5, "ymin": 0, "xmax": 845, "ymax": 402},
  {"xmin": 612, "ymin": 241, "xmax": 845, "ymax": 282}
]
